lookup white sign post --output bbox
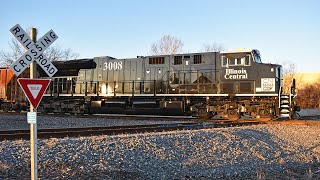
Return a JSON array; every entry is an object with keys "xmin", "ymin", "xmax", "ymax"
[{"xmin": 9, "ymin": 24, "xmax": 59, "ymax": 180}]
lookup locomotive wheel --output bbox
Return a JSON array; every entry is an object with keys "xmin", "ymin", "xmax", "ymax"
[
  {"xmin": 1, "ymin": 104, "xmax": 9, "ymax": 112},
  {"xmin": 38, "ymin": 105, "xmax": 44, "ymax": 113},
  {"xmin": 262, "ymin": 110, "xmax": 269, "ymax": 116},
  {"xmin": 257, "ymin": 109, "xmax": 272, "ymax": 121},
  {"xmin": 72, "ymin": 106, "xmax": 80, "ymax": 115},
  {"xmin": 228, "ymin": 109, "xmax": 238, "ymax": 120},
  {"xmin": 41, "ymin": 108, "xmax": 50, "ymax": 114}
]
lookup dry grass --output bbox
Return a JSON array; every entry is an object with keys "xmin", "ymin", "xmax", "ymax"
[
  {"xmin": 44, "ymin": 138, "xmax": 58, "ymax": 147},
  {"xmin": 312, "ymin": 147, "xmax": 320, "ymax": 161},
  {"xmin": 254, "ymin": 152, "xmax": 266, "ymax": 161},
  {"xmin": 0, "ymin": 162, "xmax": 10, "ymax": 171},
  {"xmin": 14, "ymin": 138, "xmax": 24, "ymax": 145},
  {"xmin": 255, "ymin": 167, "xmax": 320, "ymax": 180},
  {"xmin": 256, "ymin": 168, "xmax": 265, "ymax": 180}
]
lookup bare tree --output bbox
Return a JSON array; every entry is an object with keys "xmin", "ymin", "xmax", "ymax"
[
  {"xmin": 150, "ymin": 35, "xmax": 184, "ymax": 55},
  {"xmin": 282, "ymin": 63, "xmax": 297, "ymax": 94},
  {"xmin": 202, "ymin": 42, "xmax": 225, "ymax": 52},
  {"xmin": 0, "ymin": 39, "xmax": 24, "ymax": 66},
  {"xmin": 282, "ymin": 63, "xmax": 303, "ymax": 94},
  {"xmin": 44, "ymin": 45, "xmax": 79, "ymax": 61},
  {"xmin": 0, "ymin": 39, "xmax": 79, "ymax": 67}
]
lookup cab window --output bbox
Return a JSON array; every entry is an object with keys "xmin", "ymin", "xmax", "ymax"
[
  {"xmin": 221, "ymin": 54, "xmax": 251, "ymax": 67},
  {"xmin": 244, "ymin": 55, "xmax": 250, "ymax": 66},
  {"xmin": 236, "ymin": 58, "xmax": 241, "ymax": 65},
  {"xmin": 229, "ymin": 58, "xmax": 235, "ymax": 65},
  {"xmin": 252, "ymin": 50, "xmax": 262, "ymax": 63},
  {"xmin": 229, "ymin": 58, "xmax": 241, "ymax": 66},
  {"xmin": 222, "ymin": 56, "xmax": 228, "ymax": 67}
]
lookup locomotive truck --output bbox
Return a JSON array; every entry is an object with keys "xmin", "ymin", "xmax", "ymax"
[{"xmin": 0, "ymin": 48, "xmax": 299, "ymax": 119}]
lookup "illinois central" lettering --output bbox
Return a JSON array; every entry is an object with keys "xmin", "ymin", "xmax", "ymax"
[{"xmin": 224, "ymin": 68, "xmax": 248, "ymax": 79}]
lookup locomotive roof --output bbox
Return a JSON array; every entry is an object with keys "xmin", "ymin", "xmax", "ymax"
[{"xmin": 220, "ymin": 48, "xmax": 255, "ymax": 54}]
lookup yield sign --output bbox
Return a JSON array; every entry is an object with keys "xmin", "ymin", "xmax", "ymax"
[{"xmin": 18, "ymin": 78, "xmax": 51, "ymax": 109}]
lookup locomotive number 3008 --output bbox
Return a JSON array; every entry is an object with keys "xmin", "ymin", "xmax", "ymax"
[{"xmin": 103, "ymin": 61, "xmax": 123, "ymax": 71}]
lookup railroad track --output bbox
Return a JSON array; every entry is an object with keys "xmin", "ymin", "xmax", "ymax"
[
  {"xmin": 0, "ymin": 121, "xmax": 263, "ymax": 141},
  {"xmin": 0, "ymin": 111, "xmax": 196, "ymax": 121},
  {"xmin": 262, "ymin": 119, "xmax": 320, "ymax": 125},
  {"xmin": 1, "ymin": 119, "xmax": 319, "ymax": 141},
  {"xmin": 1, "ymin": 111, "xmax": 319, "ymax": 122},
  {"xmin": 207, "ymin": 119, "xmax": 320, "ymax": 127},
  {"xmin": 50, "ymin": 113, "xmax": 197, "ymax": 121},
  {"xmin": 0, "ymin": 122, "xmax": 200, "ymax": 141}
]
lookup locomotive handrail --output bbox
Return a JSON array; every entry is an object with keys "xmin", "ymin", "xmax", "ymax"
[
  {"xmin": 278, "ymin": 86, "xmax": 282, "ymax": 109},
  {"xmin": 46, "ymin": 79, "xmax": 277, "ymax": 96},
  {"xmin": 45, "ymin": 80, "xmax": 225, "ymax": 96},
  {"xmin": 289, "ymin": 78, "xmax": 297, "ymax": 119},
  {"xmin": 44, "ymin": 78, "xmax": 281, "ymax": 98}
]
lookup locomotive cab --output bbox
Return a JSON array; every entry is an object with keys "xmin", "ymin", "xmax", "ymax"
[{"xmin": 220, "ymin": 49, "xmax": 282, "ymax": 95}]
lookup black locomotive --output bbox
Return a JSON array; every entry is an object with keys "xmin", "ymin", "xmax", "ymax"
[{"xmin": 35, "ymin": 48, "xmax": 298, "ymax": 119}]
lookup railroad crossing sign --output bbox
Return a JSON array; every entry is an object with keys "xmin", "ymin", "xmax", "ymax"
[
  {"xmin": 9, "ymin": 24, "xmax": 58, "ymax": 77},
  {"xmin": 18, "ymin": 78, "xmax": 51, "ymax": 109}
]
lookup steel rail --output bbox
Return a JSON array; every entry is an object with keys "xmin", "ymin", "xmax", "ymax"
[
  {"xmin": 0, "ymin": 122, "xmax": 200, "ymax": 141},
  {"xmin": 1, "ymin": 118, "xmax": 319, "ymax": 141},
  {"xmin": 0, "ymin": 121, "xmax": 263, "ymax": 141}
]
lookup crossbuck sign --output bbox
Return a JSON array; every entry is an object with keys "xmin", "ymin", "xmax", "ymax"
[{"xmin": 9, "ymin": 24, "xmax": 58, "ymax": 77}]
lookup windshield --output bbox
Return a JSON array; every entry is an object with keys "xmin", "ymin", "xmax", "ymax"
[
  {"xmin": 252, "ymin": 50, "xmax": 262, "ymax": 63},
  {"xmin": 222, "ymin": 53, "xmax": 251, "ymax": 67}
]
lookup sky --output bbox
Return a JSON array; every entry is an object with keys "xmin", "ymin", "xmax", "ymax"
[{"xmin": 1, "ymin": 0, "xmax": 319, "ymax": 72}]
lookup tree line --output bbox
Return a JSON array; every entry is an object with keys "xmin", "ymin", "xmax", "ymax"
[
  {"xmin": 0, "ymin": 39, "xmax": 79, "ymax": 67},
  {"xmin": 282, "ymin": 64, "xmax": 320, "ymax": 108},
  {"xmin": 296, "ymin": 83, "xmax": 320, "ymax": 108},
  {"xmin": 0, "ymin": 34, "xmax": 224, "ymax": 66}
]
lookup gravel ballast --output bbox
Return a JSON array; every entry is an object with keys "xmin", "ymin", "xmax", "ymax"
[
  {"xmin": 0, "ymin": 113, "xmax": 190, "ymax": 130},
  {"xmin": 1, "ymin": 124, "xmax": 320, "ymax": 179}
]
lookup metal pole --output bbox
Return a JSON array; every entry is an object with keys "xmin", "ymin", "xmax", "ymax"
[{"xmin": 29, "ymin": 27, "xmax": 38, "ymax": 180}]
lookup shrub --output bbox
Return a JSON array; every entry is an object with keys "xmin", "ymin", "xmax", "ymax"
[{"xmin": 296, "ymin": 83, "xmax": 320, "ymax": 108}]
